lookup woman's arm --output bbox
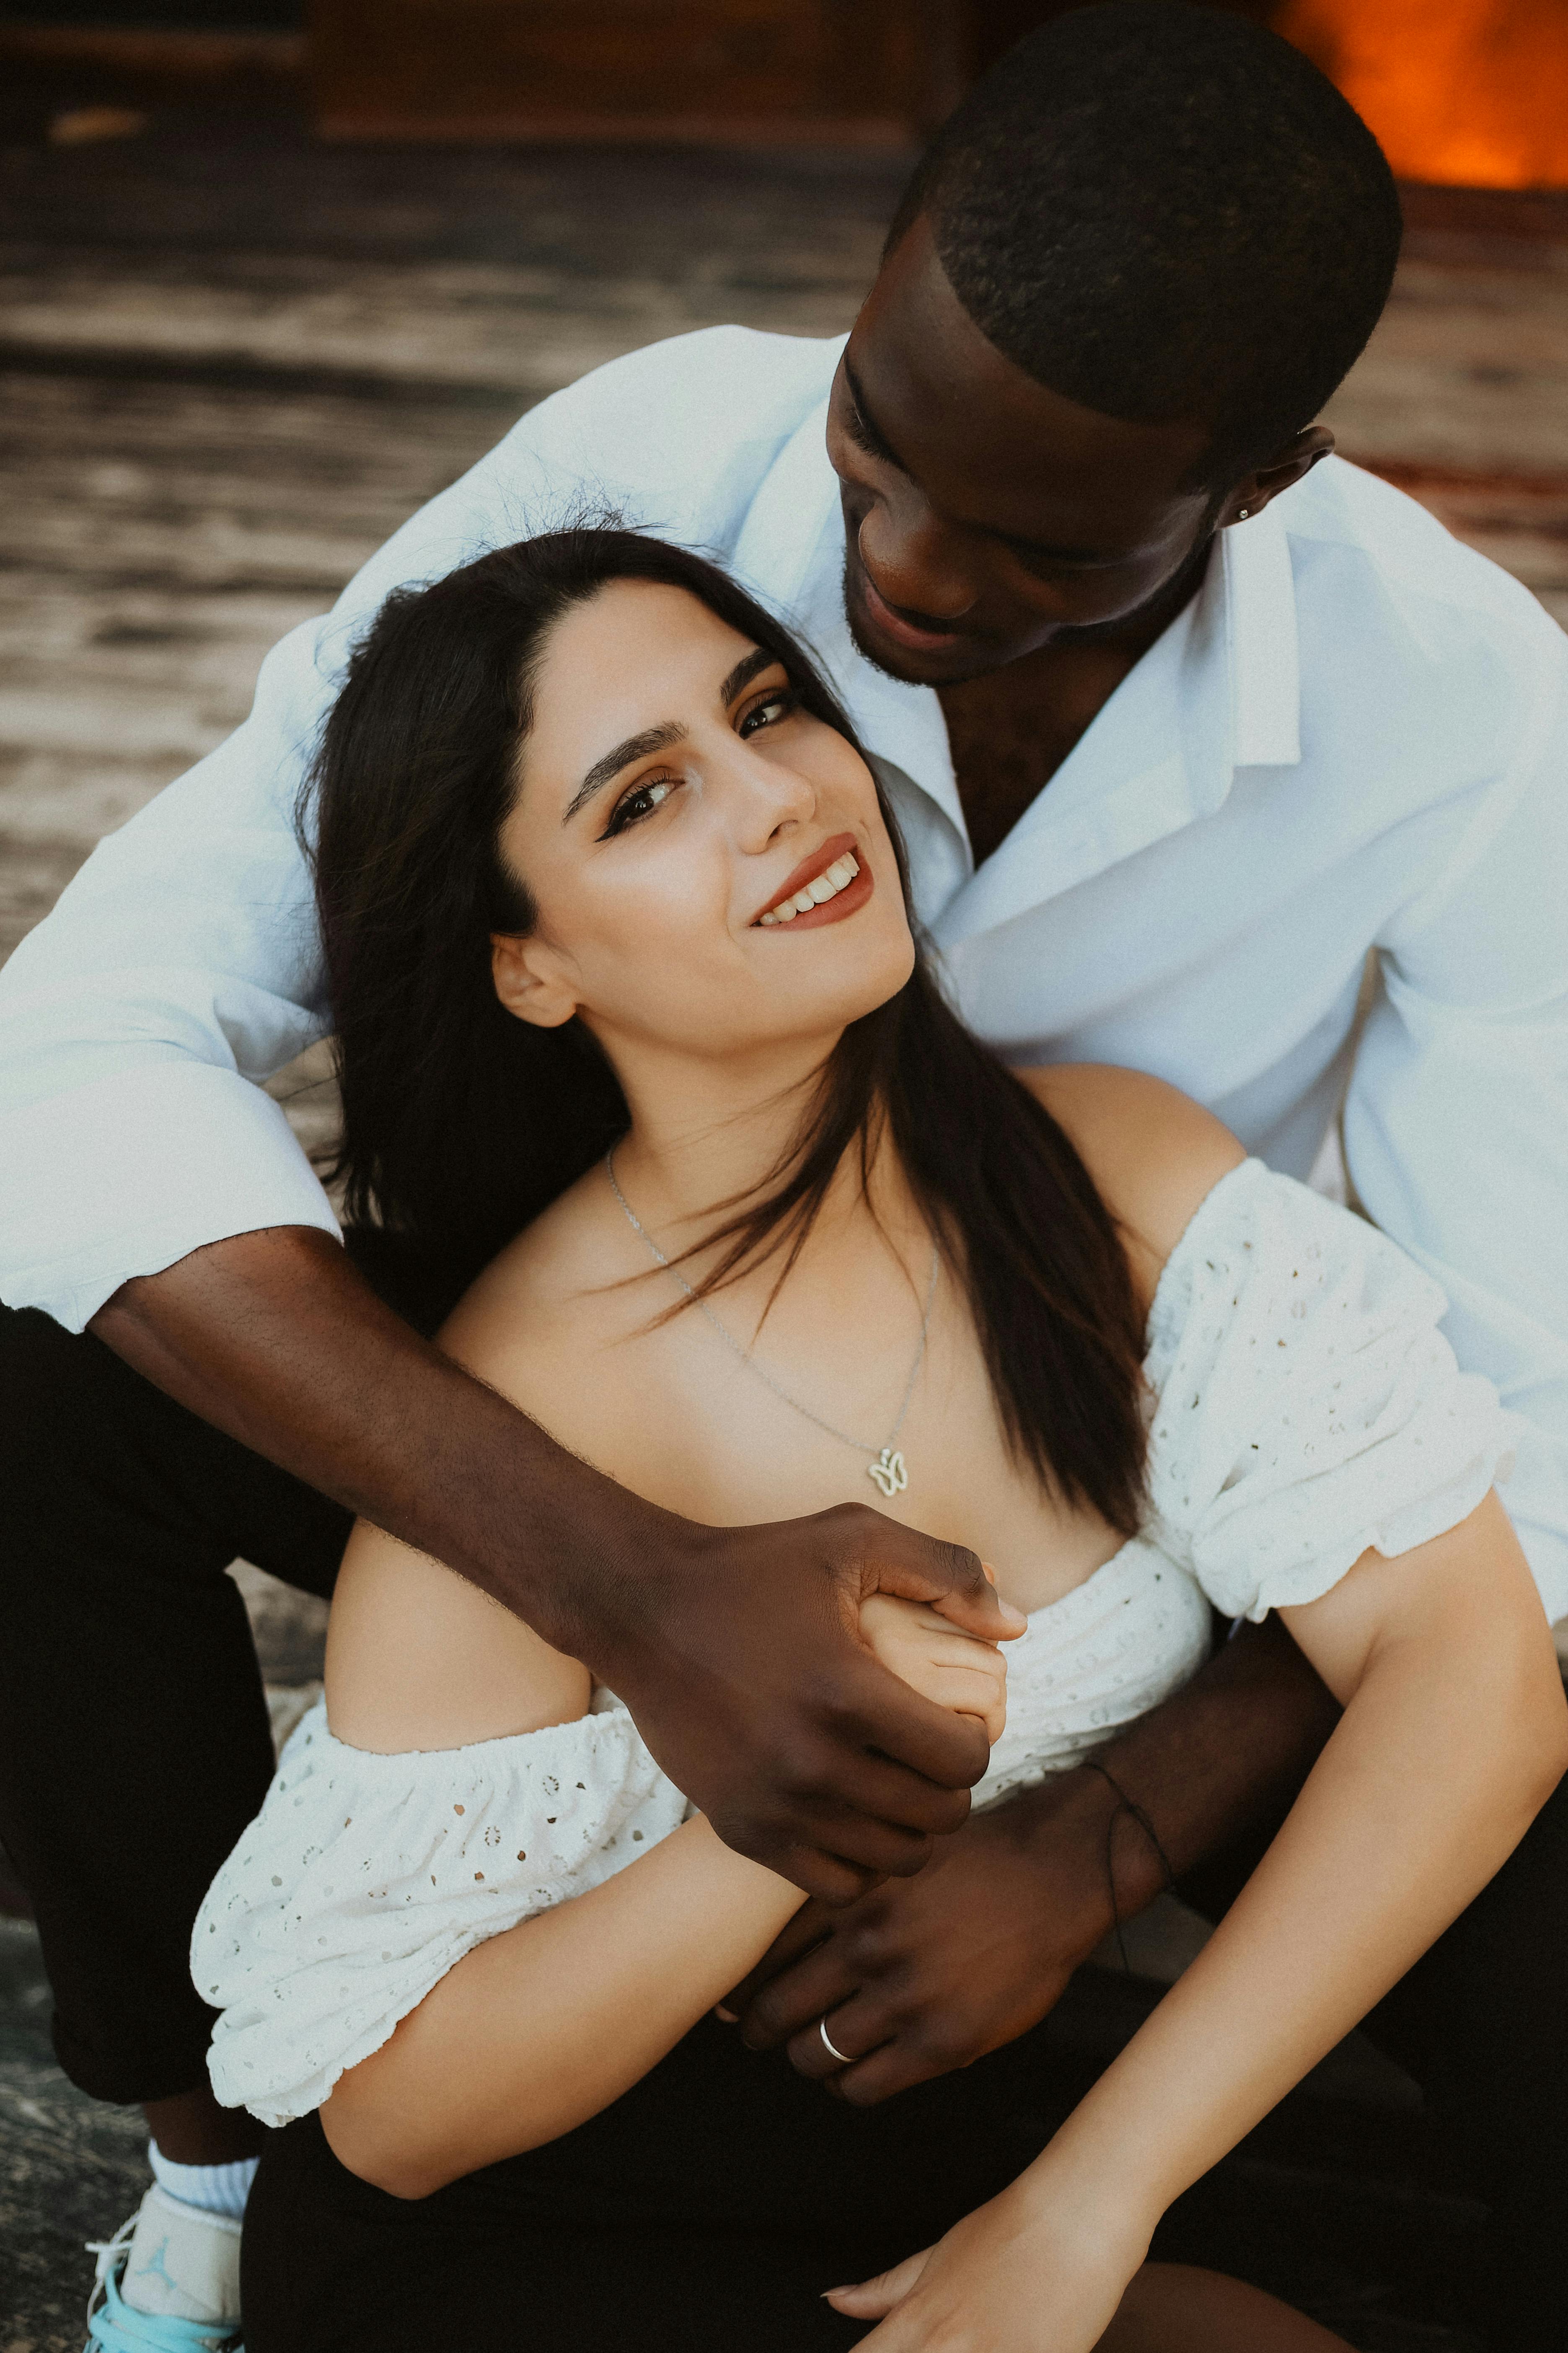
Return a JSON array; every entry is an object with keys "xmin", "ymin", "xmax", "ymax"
[
  {"xmin": 323, "ymin": 1808, "xmax": 799, "ymax": 2197},
  {"xmin": 830, "ymin": 1491, "xmax": 1568, "ymax": 2350},
  {"xmin": 320, "ymin": 1589, "xmax": 1006, "ymax": 2199}
]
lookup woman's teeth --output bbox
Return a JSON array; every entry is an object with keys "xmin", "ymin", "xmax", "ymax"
[{"xmin": 757, "ymin": 852, "xmax": 860, "ymax": 925}]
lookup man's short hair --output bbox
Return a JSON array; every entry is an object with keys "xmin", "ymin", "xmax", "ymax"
[{"xmin": 888, "ymin": 1, "xmax": 1402, "ymax": 483}]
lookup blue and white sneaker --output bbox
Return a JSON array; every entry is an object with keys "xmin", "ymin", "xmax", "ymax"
[{"xmin": 84, "ymin": 2185, "xmax": 243, "ymax": 2351}]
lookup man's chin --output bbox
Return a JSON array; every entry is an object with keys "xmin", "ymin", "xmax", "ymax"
[{"xmin": 841, "ymin": 569, "xmax": 1001, "ymax": 689}]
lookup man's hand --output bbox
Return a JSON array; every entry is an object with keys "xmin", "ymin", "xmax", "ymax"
[
  {"xmin": 91, "ymin": 1226, "xmax": 1023, "ymax": 1904},
  {"xmin": 726, "ymin": 1614, "xmax": 1345, "ymax": 2080},
  {"xmin": 588, "ymin": 1503, "xmax": 1024, "ymax": 1902},
  {"xmin": 725, "ymin": 1768, "xmax": 1120, "ymax": 2095}
]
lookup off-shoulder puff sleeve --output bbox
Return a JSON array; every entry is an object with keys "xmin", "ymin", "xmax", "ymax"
[
  {"xmin": 1143, "ymin": 1161, "xmax": 1519, "ymax": 1625},
  {"xmin": 193, "ymin": 1692, "xmax": 688, "ymax": 2127}
]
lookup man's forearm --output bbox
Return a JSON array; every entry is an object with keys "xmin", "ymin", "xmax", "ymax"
[
  {"xmin": 1013, "ymin": 1613, "xmax": 1343, "ymax": 1925},
  {"xmin": 89, "ymin": 1225, "xmax": 650, "ymax": 1654},
  {"xmin": 84, "ymin": 1224, "xmax": 1100, "ymax": 1898}
]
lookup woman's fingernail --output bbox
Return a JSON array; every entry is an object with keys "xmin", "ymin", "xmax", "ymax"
[{"xmin": 714, "ymin": 2005, "xmax": 737, "ymax": 2023}]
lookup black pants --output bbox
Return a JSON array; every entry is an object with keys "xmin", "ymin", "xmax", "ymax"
[
  {"xmin": 1, "ymin": 1266, "xmax": 1565, "ymax": 2347},
  {"xmin": 241, "ymin": 2012, "xmax": 1059, "ymax": 2352}
]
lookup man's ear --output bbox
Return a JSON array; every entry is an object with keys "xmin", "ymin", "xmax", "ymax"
[
  {"xmin": 491, "ymin": 933, "xmax": 579, "ymax": 1030},
  {"xmin": 1218, "ymin": 424, "xmax": 1335, "ymax": 529}
]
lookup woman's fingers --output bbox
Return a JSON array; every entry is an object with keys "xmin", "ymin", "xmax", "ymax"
[
  {"xmin": 859, "ymin": 1599, "xmax": 1009, "ymax": 1740},
  {"xmin": 915, "ymin": 1661, "xmax": 1007, "ymax": 1742},
  {"xmin": 823, "ymin": 2247, "xmax": 933, "ymax": 2318}
]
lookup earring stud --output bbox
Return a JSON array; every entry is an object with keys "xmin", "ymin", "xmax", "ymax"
[{"xmin": 1237, "ymin": 506, "xmax": 1251, "ymax": 519}]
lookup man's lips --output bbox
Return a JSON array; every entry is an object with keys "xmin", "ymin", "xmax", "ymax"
[
  {"xmin": 752, "ymin": 830, "xmax": 872, "ymax": 930},
  {"xmin": 856, "ymin": 562, "xmax": 968, "ymax": 654}
]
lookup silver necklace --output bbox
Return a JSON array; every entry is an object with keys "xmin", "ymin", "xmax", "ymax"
[{"xmin": 605, "ymin": 1148, "xmax": 939, "ymax": 1498}]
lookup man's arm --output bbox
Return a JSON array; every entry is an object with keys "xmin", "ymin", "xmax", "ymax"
[
  {"xmin": 93, "ymin": 1226, "xmax": 1021, "ymax": 1902},
  {"xmin": 1346, "ymin": 643, "xmax": 1568, "ymax": 1627},
  {"xmin": 730, "ymin": 1612, "xmax": 1340, "ymax": 2092}
]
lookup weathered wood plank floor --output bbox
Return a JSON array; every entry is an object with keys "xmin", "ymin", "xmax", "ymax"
[{"xmin": 1, "ymin": 105, "xmax": 1562, "ymax": 2353}]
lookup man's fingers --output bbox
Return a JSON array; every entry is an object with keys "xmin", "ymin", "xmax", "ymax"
[
  {"xmin": 846, "ymin": 1661, "xmax": 992, "ymax": 1794},
  {"xmin": 859, "ymin": 1524, "xmax": 1026, "ymax": 1642},
  {"xmin": 805, "ymin": 1738, "xmax": 976, "ymax": 1840},
  {"xmin": 708, "ymin": 1786, "xmax": 934, "ymax": 1899},
  {"xmin": 738, "ymin": 1935, "xmax": 864, "ymax": 2051},
  {"xmin": 764, "ymin": 1843, "xmax": 881, "ymax": 1907},
  {"xmin": 784, "ymin": 1991, "xmax": 887, "ymax": 2080},
  {"xmin": 787, "ymin": 1808, "xmax": 937, "ymax": 1882},
  {"xmin": 929, "ymin": 1561, "xmax": 1028, "ymax": 1643},
  {"xmin": 828, "ymin": 2037, "xmax": 939, "ymax": 2107}
]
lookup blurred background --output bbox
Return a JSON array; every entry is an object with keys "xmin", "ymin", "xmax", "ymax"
[{"xmin": 1, "ymin": 4, "xmax": 1565, "ymax": 2346}]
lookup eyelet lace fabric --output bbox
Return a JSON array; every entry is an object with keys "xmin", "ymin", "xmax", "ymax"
[{"xmin": 196, "ymin": 1160, "xmax": 1517, "ymax": 2125}]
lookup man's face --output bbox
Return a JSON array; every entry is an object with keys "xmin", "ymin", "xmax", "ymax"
[{"xmin": 828, "ymin": 214, "xmax": 1220, "ymax": 686}]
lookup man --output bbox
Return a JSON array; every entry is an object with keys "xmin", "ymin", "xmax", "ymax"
[{"xmin": 2, "ymin": 6, "xmax": 1564, "ymax": 2346}]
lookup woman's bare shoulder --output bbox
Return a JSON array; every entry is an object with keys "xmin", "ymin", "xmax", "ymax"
[
  {"xmin": 438, "ymin": 1163, "xmax": 629, "ymax": 1381},
  {"xmin": 1018, "ymin": 1063, "xmax": 1246, "ymax": 1306},
  {"xmin": 325, "ymin": 1176, "xmax": 618, "ymax": 1756}
]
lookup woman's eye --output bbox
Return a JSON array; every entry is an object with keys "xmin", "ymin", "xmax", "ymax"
[
  {"xmin": 739, "ymin": 685, "xmax": 797, "ymax": 736},
  {"xmin": 600, "ymin": 775, "xmax": 676, "ymax": 839}
]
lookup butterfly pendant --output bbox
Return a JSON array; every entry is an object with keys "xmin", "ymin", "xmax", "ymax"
[{"xmin": 867, "ymin": 1448, "xmax": 908, "ymax": 1498}]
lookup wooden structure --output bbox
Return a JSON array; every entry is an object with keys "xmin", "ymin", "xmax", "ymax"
[{"xmin": 309, "ymin": 0, "xmax": 967, "ymax": 145}]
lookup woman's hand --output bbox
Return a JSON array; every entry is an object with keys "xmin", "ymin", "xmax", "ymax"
[
  {"xmin": 825, "ymin": 2173, "xmax": 1153, "ymax": 2351},
  {"xmin": 859, "ymin": 1589, "xmax": 1009, "ymax": 1744}
]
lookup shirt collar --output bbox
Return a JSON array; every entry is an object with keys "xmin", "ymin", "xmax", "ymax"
[{"xmin": 1222, "ymin": 492, "xmax": 1301, "ymax": 770}]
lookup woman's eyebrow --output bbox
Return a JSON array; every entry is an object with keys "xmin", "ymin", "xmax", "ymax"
[
  {"xmin": 562, "ymin": 720, "xmax": 683, "ymax": 824},
  {"xmin": 561, "ymin": 651, "xmax": 781, "ymax": 824},
  {"xmin": 720, "ymin": 646, "xmax": 776, "ymax": 706}
]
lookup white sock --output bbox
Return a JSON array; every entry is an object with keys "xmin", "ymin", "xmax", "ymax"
[{"xmin": 148, "ymin": 2138, "xmax": 259, "ymax": 2220}]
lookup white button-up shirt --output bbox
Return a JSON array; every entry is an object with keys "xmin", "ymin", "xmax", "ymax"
[{"xmin": 3, "ymin": 327, "xmax": 1565, "ymax": 1614}]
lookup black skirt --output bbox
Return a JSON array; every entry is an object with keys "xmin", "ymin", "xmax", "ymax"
[{"xmin": 240, "ymin": 2007, "xmax": 1084, "ymax": 2352}]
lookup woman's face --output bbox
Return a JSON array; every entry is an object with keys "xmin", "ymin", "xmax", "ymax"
[{"xmin": 492, "ymin": 579, "xmax": 915, "ymax": 1076}]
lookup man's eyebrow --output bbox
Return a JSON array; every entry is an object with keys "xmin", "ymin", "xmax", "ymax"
[
  {"xmin": 845, "ymin": 360, "xmax": 1113, "ymax": 564},
  {"xmin": 562, "ymin": 720, "xmax": 683, "ymax": 824},
  {"xmin": 842, "ymin": 361, "xmax": 912, "ymax": 478}
]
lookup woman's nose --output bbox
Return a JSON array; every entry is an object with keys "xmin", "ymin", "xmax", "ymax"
[
  {"xmin": 859, "ymin": 493, "xmax": 979, "ymax": 627},
  {"xmin": 730, "ymin": 736, "xmax": 818, "ymax": 851}
]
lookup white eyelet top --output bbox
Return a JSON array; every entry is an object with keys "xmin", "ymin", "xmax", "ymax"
[{"xmin": 195, "ymin": 1161, "xmax": 1517, "ymax": 2126}]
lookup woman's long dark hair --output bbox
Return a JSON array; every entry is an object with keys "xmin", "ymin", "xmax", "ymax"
[{"xmin": 308, "ymin": 529, "xmax": 1149, "ymax": 1532}]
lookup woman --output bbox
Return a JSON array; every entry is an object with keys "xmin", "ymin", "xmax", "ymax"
[{"xmin": 196, "ymin": 530, "xmax": 1565, "ymax": 2351}]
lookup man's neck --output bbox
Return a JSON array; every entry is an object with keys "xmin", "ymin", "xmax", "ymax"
[{"xmin": 939, "ymin": 539, "xmax": 1214, "ymax": 870}]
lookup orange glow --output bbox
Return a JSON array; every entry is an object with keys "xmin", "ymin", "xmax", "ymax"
[{"xmin": 1276, "ymin": 0, "xmax": 1568, "ymax": 189}]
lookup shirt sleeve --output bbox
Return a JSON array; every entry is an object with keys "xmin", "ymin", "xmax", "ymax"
[
  {"xmin": 1345, "ymin": 647, "xmax": 1568, "ymax": 1623},
  {"xmin": 0, "ymin": 326, "xmax": 839, "ymax": 1329},
  {"xmin": 194, "ymin": 1695, "xmax": 689, "ymax": 2127},
  {"xmin": 1145, "ymin": 1161, "xmax": 1520, "ymax": 1625}
]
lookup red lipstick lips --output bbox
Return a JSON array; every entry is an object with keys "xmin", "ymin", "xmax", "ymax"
[{"xmin": 753, "ymin": 831, "xmax": 873, "ymax": 930}]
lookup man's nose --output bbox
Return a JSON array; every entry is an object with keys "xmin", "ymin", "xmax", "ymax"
[{"xmin": 859, "ymin": 493, "xmax": 980, "ymax": 626}]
